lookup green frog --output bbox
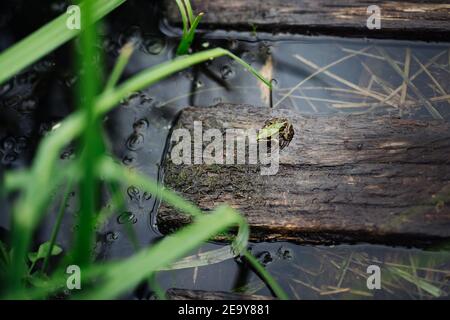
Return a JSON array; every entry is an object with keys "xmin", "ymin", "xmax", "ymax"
[{"xmin": 257, "ymin": 117, "xmax": 294, "ymax": 150}]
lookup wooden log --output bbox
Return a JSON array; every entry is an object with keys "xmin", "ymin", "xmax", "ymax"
[
  {"xmin": 166, "ymin": 288, "xmax": 275, "ymax": 300},
  {"xmin": 157, "ymin": 103, "xmax": 450, "ymax": 246},
  {"xmin": 163, "ymin": 0, "xmax": 450, "ymax": 41}
]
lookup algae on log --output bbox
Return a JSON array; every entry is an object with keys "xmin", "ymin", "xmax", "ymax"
[
  {"xmin": 163, "ymin": 0, "xmax": 450, "ymax": 41},
  {"xmin": 157, "ymin": 103, "xmax": 450, "ymax": 246}
]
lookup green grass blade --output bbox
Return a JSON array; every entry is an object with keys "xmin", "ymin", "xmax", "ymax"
[
  {"xmin": 176, "ymin": 13, "xmax": 204, "ymax": 56},
  {"xmin": 100, "ymin": 157, "xmax": 203, "ymax": 217},
  {"xmin": 81, "ymin": 205, "xmax": 246, "ymax": 299},
  {"xmin": 99, "ymin": 158, "xmax": 287, "ymax": 299},
  {"xmin": 0, "ymin": 0, "xmax": 126, "ymax": 86},
  {"xmin": 148, "ymin": 274, "xmax": 166, "ymax": 300},
  {"xmin": 41, "ymin": 179, "xmax": 73, "ymax": 274},
  {"xmin": 183, "ymin": 0, "xmax": 195, "ymax": 25},
  {"xmin": 96, "ymin": 48, "xmax": 229, "ymax": 112},
  {"xmin": 8, "ymin": 162, "xmax": 77, "ymax": 291},
  {"xmin": 96, "ymin": 48, "xmax": 270, "ymax": 112},
  {"xmin": 175, "ymin": 0, "xmax": 189, "ymax": 34},
  {"xmin": 104, "ymin": 43, "xmax": 134, "ymax": 91},
  {"xmin": 389, "ymin": 267, "xmax": 443, "ymax": 298},
  {"xmin": 226, "ymin": 51, "xmax": 272, "ymax": 88},
  {"xmin": 16, "ymin": 205, "xmax": 247, "ymax": 300},
  {"xmin": 100, "ymin": 157, "xmax": 252, "ymax": 267},
  {"xmin": 72, "ymin": 0, "xmax": 105, "ymax": 267},
  {"xmin": 4, "ymin": 169, "xmax": 30, "ymax": 192},
  {"xmin": 160, "ymin": 246, "xmax": 236, "ymax": 270},
  {"xmin": 243, "ymin": 250, "xmax": 289, "ymax": 300}
]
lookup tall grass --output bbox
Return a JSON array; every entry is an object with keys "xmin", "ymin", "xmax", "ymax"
[
  {"xmin": 73, "ymin": 0, "xmax": 104, "ymax": 267},
  {"xmin": 0, "ymin": 0, "xmax": 286, "ymax": 299},
  {"xmin": 175, "ymin": 0, "xmax": 204, "ymax": 55}
]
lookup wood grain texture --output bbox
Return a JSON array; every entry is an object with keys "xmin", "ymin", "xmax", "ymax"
[
  {"xmin": 157, "ymin": 103, "xmax": 450, "ymax": 246},
  {"xmin": 166, "ymin": 288, "xmax": 275, "ymax": 300},
  {"xmin": 163, "ymin": 0, "xmax": 450, "ymax": 40}
]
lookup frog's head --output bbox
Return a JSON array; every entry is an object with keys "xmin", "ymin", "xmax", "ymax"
[{"xmin": 257, "ymin": 117, "xmax": 294, "ymax": 150}]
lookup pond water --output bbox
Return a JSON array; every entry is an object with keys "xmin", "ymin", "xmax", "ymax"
[{"xmin": 0, "ymin": 0, "xmax": 449, "ymax": 299}]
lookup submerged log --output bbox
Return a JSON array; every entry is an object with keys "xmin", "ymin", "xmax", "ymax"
[
  {"xmin": 166, "ymin": 288, "xmax": 274, "ymax": 300},
  {"xmin": 163, "ymin": 0, "xmax": 450, "ymax": 41},
  {"xmin": 158, "ymin": 103, "xmax": 450, "ymax": 246}
]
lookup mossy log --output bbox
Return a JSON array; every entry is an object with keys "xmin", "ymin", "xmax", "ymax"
[
  {"xmin": 163, "ymin": 0, "xmax": 450, "ymax": 41},
  {"xmin": 157, "ymin": 103, "xmax": 450, "ymax": 246}
]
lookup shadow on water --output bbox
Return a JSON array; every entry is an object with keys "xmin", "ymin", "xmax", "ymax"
[{"xmin": 0, "ymin": 0, "xmax": 449, "ymax": 299}]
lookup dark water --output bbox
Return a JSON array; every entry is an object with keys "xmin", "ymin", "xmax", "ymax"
[{"xmin": 1, "ymin": 0, "xmax": 450, "ymax": 299}]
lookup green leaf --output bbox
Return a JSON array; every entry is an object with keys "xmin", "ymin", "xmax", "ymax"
[
  {"xmin": 104, "ymin": 43, "xmax": 134, "ymax": 91},
  {"xmin": 175, "ymin": 0, "xmax": 189, "ymax": 34},
  {"xmin": 257, "ymin": 122, "xmax": 285, "ymax": 140},
  {"xmin": 183, "ymin": 0, "xmax": 195, "ymax": 25},
  {"xmin": 28, "ymin": 242, "xmax": 63, "ymax": 264},
  {"xmin": 26, "ymin": 273, "xmax": 51, "ymax": 289},
  {"xmin": 176, "ymin": 12, "xmax": 204, "ymax": 56}
]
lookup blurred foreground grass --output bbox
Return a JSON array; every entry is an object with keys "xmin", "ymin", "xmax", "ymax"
[{"xmin": 0, "ymin": 0, "xmax": 285, "ymax": 299}]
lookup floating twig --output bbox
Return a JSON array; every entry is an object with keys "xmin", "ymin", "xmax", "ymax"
[
  {"xmin": 275, "ymin": 46, "xmax": 372, "ymax": 108},
  {"xmin": 413, "ymin": 54, "xmax": 450, "ymax": 106},
  {"xmin": 377, "ymin": 47, "xmax": 443, "ymax": 120},
  {"xmin": 341, "ymin": 47, "xmax": 404, "ymax": 66},
  {"xmin": 400, "ymin": 48, "xmax": 411, "ymax": 107},
  {"xmin": 293, "ymin": 53, "xmax": 396, "ymax": 107}
]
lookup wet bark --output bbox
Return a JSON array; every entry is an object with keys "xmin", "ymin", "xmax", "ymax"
[
  {"xmin": 164, "ymin": 0, "xmax": 450, "ymax": 41},
  {"xmin": 158, "ymin": 103, "xmax": 450, "ymax": 246}
]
